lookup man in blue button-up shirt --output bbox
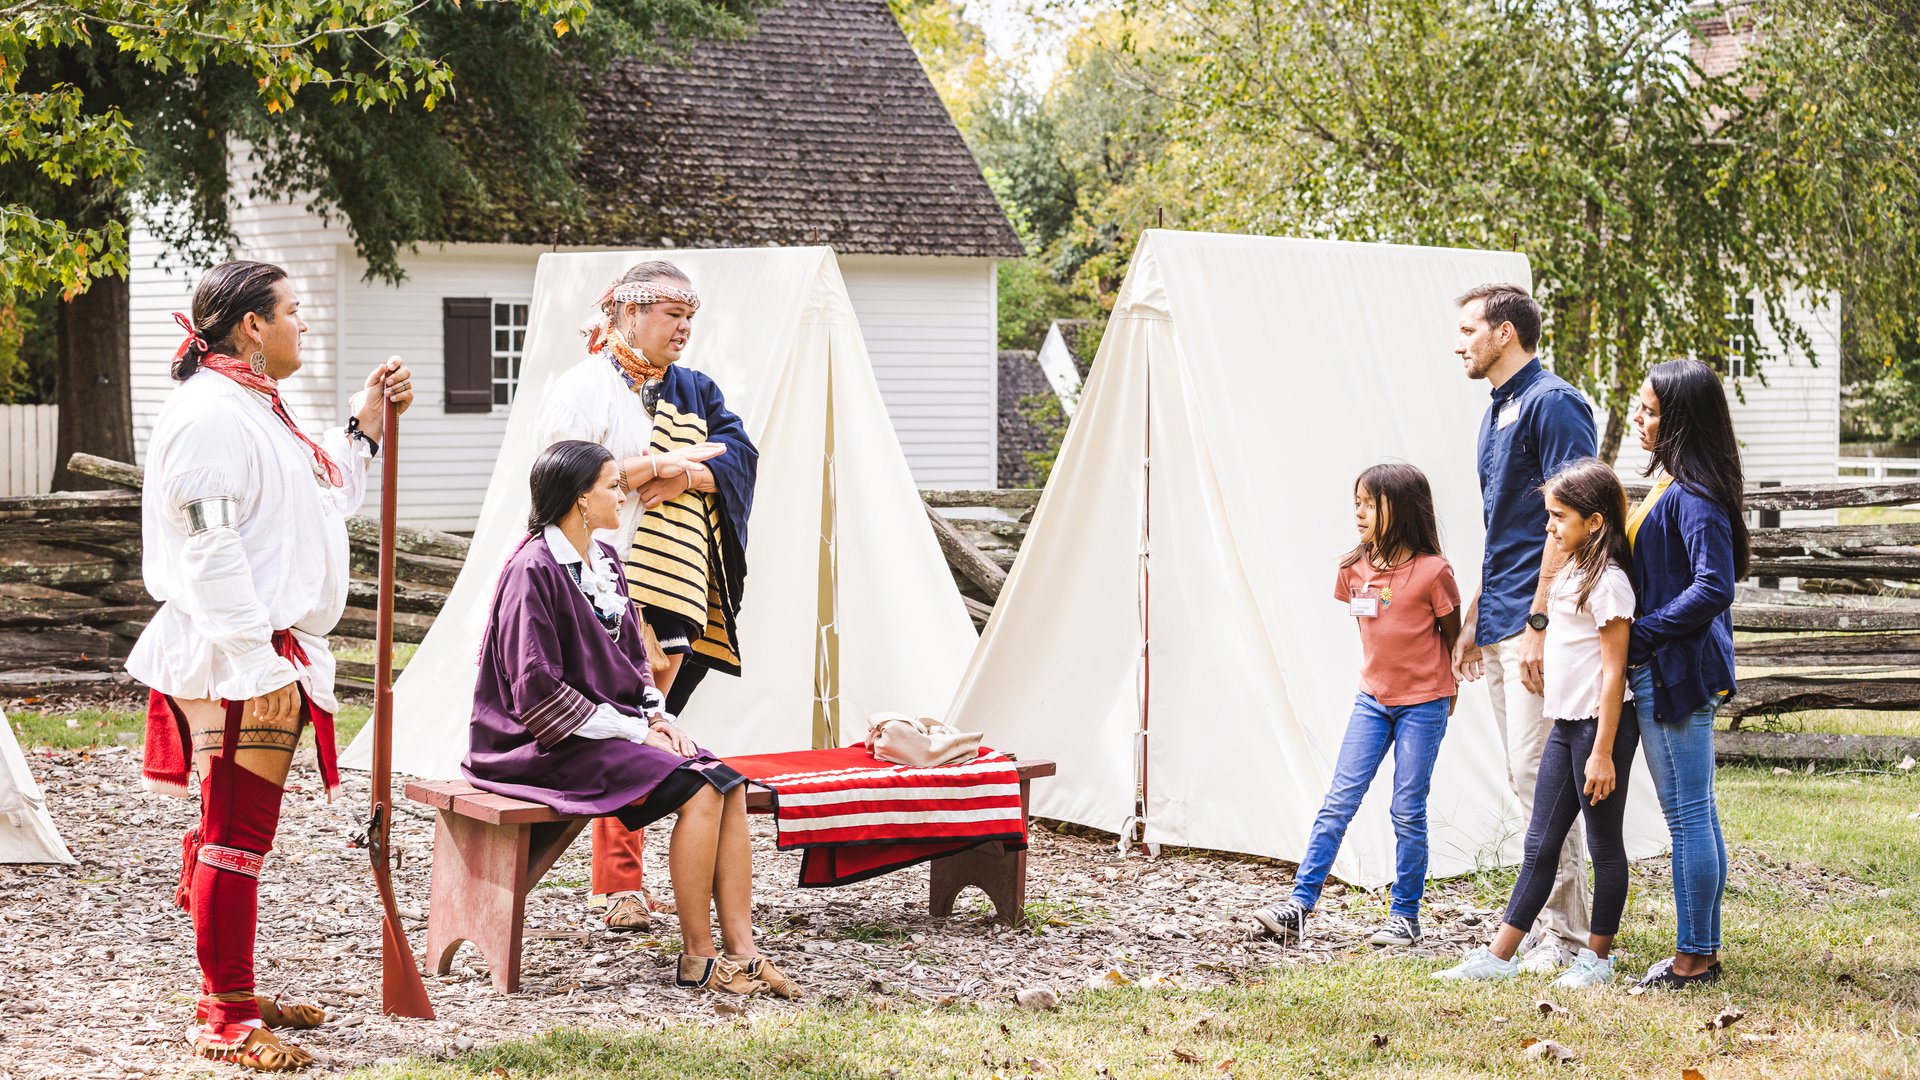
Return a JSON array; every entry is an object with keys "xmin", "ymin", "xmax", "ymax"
[{"xmin": 1449, "ymin": 283, "xmax": 1598, "ymax": 970}]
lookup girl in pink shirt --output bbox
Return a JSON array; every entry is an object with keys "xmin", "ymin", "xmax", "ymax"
[{"xmin": 1249, "ymin": 463, "xmax": 1461, "ymax": 948}]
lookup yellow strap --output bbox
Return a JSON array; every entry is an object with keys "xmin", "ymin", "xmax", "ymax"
[{"xmin": 1626, "ymin": 473, "xmax": 1674, "ymax": 550}]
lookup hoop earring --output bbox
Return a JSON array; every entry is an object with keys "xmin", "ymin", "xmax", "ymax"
[{"xmin": 248, "ymin": 350, "xmax": 267, "ymax": 376}]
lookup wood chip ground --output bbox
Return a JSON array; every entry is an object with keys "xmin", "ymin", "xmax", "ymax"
[{"xmin": 0, "ymin": 736, "xmax": 1861, "ymax": 1078}]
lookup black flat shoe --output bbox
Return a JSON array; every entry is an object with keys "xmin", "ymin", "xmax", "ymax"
[{"xmin": 1633, "ymin": 956, "xmax": 1722, "ymax": 991}]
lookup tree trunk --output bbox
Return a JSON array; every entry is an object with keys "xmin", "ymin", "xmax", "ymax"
[
  {"xmin": 52, "ymin": 272, "xmax": 133, "ymax": 491},
  {"xmin": 1598, "ymin": 402, "xmax": 1626, "ymax": 465}
]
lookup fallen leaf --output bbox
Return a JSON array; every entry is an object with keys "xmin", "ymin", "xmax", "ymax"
[
  {"xmin": 492, "ymin": 1069, "xmax": 510, "ymax": 1080},
  {"xmin": 1192, "ymin": 1012, "xmax": 1218, "ymax": 1032},
  {"xmin": 1772, "ymin": 767, "xmax": 1792, "ymax": 776},
  {"xmin": 1090, "ymin": 967, "xmax": 1134, "ymax": 990},
  {"xmin": 1897, "ymin": 755, "xmax": 1915, "ymax": 772},
  {"xmin": 1681, "ymin": 1069, "xmax": 1705, "ymax": 1080},
  {"xmin": 1805, "ymin": 761, "xmax": 1817, "ymax": 775},
  {"xmin": 1015, "ymin": 987, "xmax": 1059, "ymax": 1012},
  {"xmin": 999, "ymin": 1023, "xmax": 1011, "ymax": 1036},
  {"xmin": 1173, "ymin": 1047, "xmax": 1204, "ymax": 1064},
  {"xmin": 711, "ymin": 998, "xmax": 746, "ymax": 1018},
  {"xmin": 1521, "ymin": 1038, "xmax": 1576, "ymax": 1063},
  {"xmin": 1703, "ymin": 1007, "xmax": 1746, "ymax": 1031},
  {"xmin": 1215, "ymin": 1058, "xmax": 1237, "ymax": 1073},
  {"xmin": 1537, "ymin": 999, "xmax": 1569, "ymax": 1018},
  {"xmin": 1371, "ymin": 1032, "xmax": 1389, "ymax": 1049}
]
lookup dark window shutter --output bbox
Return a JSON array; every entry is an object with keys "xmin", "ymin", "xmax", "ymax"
[{"xmin": 443, "ymin": 297, "xmax": 494, "ymax": 414}]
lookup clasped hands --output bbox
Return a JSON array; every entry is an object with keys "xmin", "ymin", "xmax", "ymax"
[{"xmin": 624, "ymin": 443, "xmax": 727, "ymax": 509}]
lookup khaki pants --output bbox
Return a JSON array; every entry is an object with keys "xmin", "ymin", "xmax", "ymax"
[{"xmin": 1483, "ymin": 634, "xmax": 1591, "ymax": 951}]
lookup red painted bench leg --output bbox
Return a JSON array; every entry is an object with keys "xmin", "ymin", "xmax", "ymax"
[
  {"xmin": 928, "ymin": 776, "xmax": 1031, "ymax": 925},
  {"xmin": 423, "ymin": 814, "xmax": 588, "ymax": 994},
  {"xmin": 426, "ymin": 813, "xmax": 534, "ymax": 993}
]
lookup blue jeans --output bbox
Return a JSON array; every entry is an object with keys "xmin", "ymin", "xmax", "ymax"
[
  {"xmin": 1630, "ymin": 664, "xmax": 1727, "ymax": 955},
  {"xmin": 1291, "ymin": 693, "xmax": 1450, "ymax": 918}
]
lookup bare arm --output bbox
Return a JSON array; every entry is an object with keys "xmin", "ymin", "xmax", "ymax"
[
  {"xmin": 1452, "ymin": 588, "xmax": 1484, "ymax": 682},
  {"xmin": 1583, "ymin": 618, "xmax": 1632, "ymax": 804},
  {"xmin": 1516, "ymin": 535, "xmax": 1570, "ymax": 695}
]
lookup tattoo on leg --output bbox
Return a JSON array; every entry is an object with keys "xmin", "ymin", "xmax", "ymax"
[{"xmin": 193, "ymin": 726, "xmax": 301, "ymax": 755}]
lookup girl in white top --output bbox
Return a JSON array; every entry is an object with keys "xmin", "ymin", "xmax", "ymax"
[{"xmin": 1435, "ymin": 459, "xmax": 1639, "ymax": 990}]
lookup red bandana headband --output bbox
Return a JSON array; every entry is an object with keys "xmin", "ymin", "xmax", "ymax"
[{"xmin": 170, "ymin": 312, "xmax": 344, "ymax": 488}]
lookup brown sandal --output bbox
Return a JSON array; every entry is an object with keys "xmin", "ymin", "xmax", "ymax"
[
  {"xmin": 604, "ymin": 893, "xmax": 653, "ymax": 932},
  {"xmin": 639, "ymin": 882, "xmax": 676, "ymax": 916},
  {"xmin": 196, "ymin": 994, "xmax": 326, "ymax": 1030},
  {"xmin": 676, "ymin": 954, "xmax": 765, "ymax": 995},
  {"xmin": 727, "ymin": 953, "xmax": 801, "ymax": 999},
  {"xmin": 193, "ymin": 1023, "xmax": 314, "ymax": 1071}
]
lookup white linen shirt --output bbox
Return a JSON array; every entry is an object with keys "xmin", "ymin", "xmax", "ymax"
[
  {"xmin": 532, "ymin": 354, "xmax": 656, "ymax": 555},
  {"xmin": 1541, "ymin": 562, "xmax": 1637, "ymax": 723},
  {"xmin": 125, "ymin": 371, "xmax": 370, "ymax": 711}
]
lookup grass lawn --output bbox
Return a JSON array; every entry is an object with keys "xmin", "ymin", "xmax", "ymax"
[
  {"xmin": 4, "ymin": 701, "xmax": 371, "ymax": 750},
  {"xmin": 332, "ymin": 767, "xmax": 1916, "ymax": 1079}
]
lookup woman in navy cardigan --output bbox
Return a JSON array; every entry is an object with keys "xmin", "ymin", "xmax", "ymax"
[{"xmin": 1623, "ymin": 359, "xmax": 1750, "ymax": 991}]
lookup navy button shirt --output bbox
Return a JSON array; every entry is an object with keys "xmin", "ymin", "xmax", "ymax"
[{"xmin": 1475, "ymin": 358, "xmax": 1597, "ymax": 647}]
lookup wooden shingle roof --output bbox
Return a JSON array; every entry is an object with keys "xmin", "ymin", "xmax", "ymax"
[
  {"xmin": 452, "ymin": 0, "xmax": 1023, "ymax": 257},
  {"xmin": 998, "ymin": 349, "xmax": 1060, "ymax": 487}
]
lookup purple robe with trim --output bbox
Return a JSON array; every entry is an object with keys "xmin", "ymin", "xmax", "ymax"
[{"xmin": 463, "ymin": 534, "xmax": 722, "ymax": 820}]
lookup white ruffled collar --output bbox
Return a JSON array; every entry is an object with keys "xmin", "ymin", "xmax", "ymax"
[{"xmin": 543, "ymin": 525, "xmax": 625, "ymax": 621}]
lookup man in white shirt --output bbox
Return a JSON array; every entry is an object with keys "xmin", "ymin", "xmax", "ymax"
[{"xmin": 129, "ymin": 259, "xmax": 413, "ymax": 1071}]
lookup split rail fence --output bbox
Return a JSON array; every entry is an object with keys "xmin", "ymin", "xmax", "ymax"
[{"xmin": 6, "ymin": 456, "xmax": 1919, "ymax": 762}]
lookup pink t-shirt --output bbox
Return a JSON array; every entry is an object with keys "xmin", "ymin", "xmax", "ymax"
[{"xmin": 1333, "ymin": 553, "xmax": 1461, "ymax": 706}]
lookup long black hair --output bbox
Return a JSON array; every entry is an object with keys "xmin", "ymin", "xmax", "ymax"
[
  {"xmin": 1341, "ymin": 462, "xmax": 1444, "ymax": 569},
  {"xmin": 1543, "ymin": 459, "xmax": 1632, "ymax": 613},
  {"xmin": 1645, "ymin": 359, "xmax": 1751, "ymax": 577},
  {"xmin": 528, "ymin": 440, "xmax": 614, "ymax": 534},
  {"xmin": 175, "ymin": 260, "xmax": 288, "ymax": 380}
]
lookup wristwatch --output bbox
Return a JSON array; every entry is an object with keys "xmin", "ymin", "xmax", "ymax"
[{"xmin": 1526, "ymin": 611, "xmax": 1549, "ymax": 632}]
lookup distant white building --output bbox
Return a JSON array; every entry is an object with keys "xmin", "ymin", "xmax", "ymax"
[
  {"xmin": 126, "ymin": 0, "xmax": 1022, "ymax": 529},
  {"xmin": 1607, "ymin": 292, "xmax": 1841, "ymax": 527}
]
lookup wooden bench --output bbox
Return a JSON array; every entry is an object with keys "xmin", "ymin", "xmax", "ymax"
[{"xmin": 405, "ymin": 756, "xmax": 1056, "ymax": 993}]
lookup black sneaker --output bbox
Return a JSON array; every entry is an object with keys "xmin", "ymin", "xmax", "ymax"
[
  {"xmin": 1250, "ymin": 899, "xmax": 1307, "ymax": 942},
  {"xmin": 1633, "ymin": 956, "xmax": 1722, "ymax": 991},
  {"xmin": 1369, "ymin": 914, "xmax": 1421, "ymax": 946}
]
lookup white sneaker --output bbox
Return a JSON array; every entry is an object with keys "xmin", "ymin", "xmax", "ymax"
[
  {"xmin": 1431, "ymin": 946, "xmax": 1519, "ymax": 981},
  {"xmin": 1552, "ymin": 949, "xmax": 1615, "ymax": 989},
  {"xmin": 1519, "ymin": 939, "xmax": 1572, "ymax": 974}
]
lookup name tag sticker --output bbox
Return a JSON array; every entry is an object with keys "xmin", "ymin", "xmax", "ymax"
[
  {"xmin": 1497, "ymin": 402, "xmax": 1522, "ymax": 429},
  {"xmin": 1349, "ymin": 595, "xmax": 1380, "ymax": 618}
]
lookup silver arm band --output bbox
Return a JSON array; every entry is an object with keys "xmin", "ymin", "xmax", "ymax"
[{"xmin": 182, "ymin": 496, "xmax": 240, "ymax": 535}]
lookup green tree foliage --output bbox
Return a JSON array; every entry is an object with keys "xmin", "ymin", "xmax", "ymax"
[
  {"xmin": 1153, "ymin": 0, "xmax": 1919, "ymax": 460},
  {"xmin": 1, "ymin": 0, "xmax": 761, "ymax": 467}
]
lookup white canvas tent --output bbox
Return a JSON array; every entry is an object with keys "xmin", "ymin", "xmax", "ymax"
[
  {"xmin": 0, "ymin": 708, "xmax": 74, "ymax": 864},
  {"xmin": 344, "ymin": 247, "xmax": 979, "ymax": 780},
  {"xmin": 947, "ymin": 230, "xmax": 1664, "ymax": 888}
]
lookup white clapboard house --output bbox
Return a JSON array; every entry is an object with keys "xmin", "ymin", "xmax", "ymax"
[{"xmin": 126, "ymin": 0, "xmax": 1022, "ymax": 529}]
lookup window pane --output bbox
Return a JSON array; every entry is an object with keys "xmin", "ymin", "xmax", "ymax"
[
  {"xmin": 513, "ymin": 330, "xmax": 526, "ymax": 351},
  {"xmin": 494, "ymin": 303, "xmax": 509, "ymax": 323},
  {"xmin": 514, "ymin": 304, "xmax": 529, "ymax": 324},
  {"xmin": 494, "ymin": 357, "xmax": 509, "ymax": 380},
  {"xmin": 507, "ymin": 355, "xmax": 522, "ymax": 380},
  {"xmin": 494, "ymin": 384, "xmax": 509, "ymax": 406}
]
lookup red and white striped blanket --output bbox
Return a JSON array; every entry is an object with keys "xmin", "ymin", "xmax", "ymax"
[{"xmin": 725, "ymin": 746, "xmax": 1027, "ymax": 887}]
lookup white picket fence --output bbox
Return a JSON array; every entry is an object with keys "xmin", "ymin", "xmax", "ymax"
[
  {"xmin": 1838, "ymin": 452, "xmax": 1920, "ymax": 480},
  {"xmin": 0, "ymin": 404, "xmax": 58, "ymax": 496}
]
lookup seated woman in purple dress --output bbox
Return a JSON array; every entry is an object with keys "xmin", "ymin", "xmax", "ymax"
[{"xmin": 464, "ymin": 440, "xmax": 798, "ymax": 998}]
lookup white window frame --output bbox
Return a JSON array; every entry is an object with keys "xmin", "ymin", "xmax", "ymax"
[{"xmin": 492, "ymin": 298, "xmax": 531, "ymax": 409}]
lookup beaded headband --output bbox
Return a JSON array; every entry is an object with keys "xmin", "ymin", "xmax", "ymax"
[{"xmin": 597, "ymin": 279, "xmax": 700, "ymax": 312}]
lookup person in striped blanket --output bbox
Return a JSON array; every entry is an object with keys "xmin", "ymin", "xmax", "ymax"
[{"xmin": 532, "ymin": 260, "xmax": 758, "ymax": 933}]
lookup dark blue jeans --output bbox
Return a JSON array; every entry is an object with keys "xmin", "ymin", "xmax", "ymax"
[
  {"xmin": 1291, "ymin": 693, "xmax": 1449, "ymax": 918},
  {"xmin": 1503, "ymin": 713, "xmax": 1641, "ymax": 937},
  {"xmin": 1629, "ymin": 664, "xmax": 1726, "ymax": 955}
]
